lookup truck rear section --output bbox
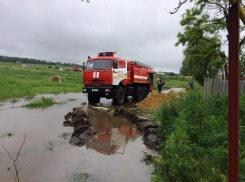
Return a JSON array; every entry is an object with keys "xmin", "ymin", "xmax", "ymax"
[
  {"xmin": 83, "ymin": 52, "xmax": 154, "ymax": 104},
  {"xmin": 72, "ymin": 66, "xmax": 82, "ymax": 71}
]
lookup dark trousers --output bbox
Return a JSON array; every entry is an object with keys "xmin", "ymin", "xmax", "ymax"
[{"xmin": 158, "ymin": 85, "xmax": 162, "ymax": 93}]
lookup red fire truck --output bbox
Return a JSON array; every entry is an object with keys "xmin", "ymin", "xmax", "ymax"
[
  {"xmin": 82, "ymin": 52, "xmax": 154, "ymax": 104},
  {"xmin": 72, "ymin": 66, "xmax": 82, "ymax": 71}
]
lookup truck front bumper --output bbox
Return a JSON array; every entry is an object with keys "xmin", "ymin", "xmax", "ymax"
[{"xmin": 82, "ymin": 85, "xmax": 113, "ymax": 94}]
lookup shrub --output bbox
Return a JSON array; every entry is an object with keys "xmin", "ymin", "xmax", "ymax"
[{"xmin": 152, "ymin": 88, "xmax": 245, "ymax": 181}]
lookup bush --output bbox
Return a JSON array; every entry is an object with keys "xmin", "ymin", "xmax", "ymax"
[{"xmin": 152, "ymin": 88, "xmax": 245, "ymax": 181}]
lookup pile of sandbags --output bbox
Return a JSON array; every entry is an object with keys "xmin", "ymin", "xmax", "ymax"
[{"xmin": 63, "ymin": 107, "xmax": 97, "ymax": 147}]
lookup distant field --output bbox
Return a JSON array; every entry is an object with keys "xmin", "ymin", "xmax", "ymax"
[
  {"xmin": 153, "ymin": 74, "xmax": 197, "ymax": 90},
  {"xmin": 0, "ymin": 62, "xmax": 197, "ymax": 100},
  {"xmin": 0, "ymin": 62, "xmax": 83, "ymax": 100}
]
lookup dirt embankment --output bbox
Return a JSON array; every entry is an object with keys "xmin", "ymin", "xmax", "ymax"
[{"xmin": 136, "ymin": 90, "xmax": 183, "ymax": 112}]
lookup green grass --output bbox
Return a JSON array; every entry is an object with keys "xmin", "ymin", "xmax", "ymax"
[
  {"xmin": 22, "ymin": 97, "xmax": 56, "ymax": 107},
  {"xmin": 0, "ymin": 62, "xmax": 197, "ymax": 100},
  {"xmin": 1, "ymin": 132, "xmax": 15, "ymax": 138},
  {"xmin": 10, "ymin": 99, "xmax": 18, "ymax": 103},
  {"xmin": 0, "ymin": 62, "xmax": 83, "ymax": 100},
  {"xmin": 68, "ymin": 98, "xmax": 77, "ymax": 101},
  {"xmin": 153, "ymin": 75, "xmax": 199, "ymax": 90}
]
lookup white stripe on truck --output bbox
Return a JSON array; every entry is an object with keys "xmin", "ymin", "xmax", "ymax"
[
  {"xmin": 93, "ymin": 72, "xmax": 100, "ymax": 78},
  {"xmin": 134, "ymin": 75, "xmax": 147, "ymax": 80}
]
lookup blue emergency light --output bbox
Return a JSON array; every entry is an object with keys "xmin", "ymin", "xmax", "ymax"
[{"xmin": 98, "ymin": 52, "xmax": 115, "ymax": 57}]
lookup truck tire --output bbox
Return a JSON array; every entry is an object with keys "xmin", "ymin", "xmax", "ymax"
[
  {"xmin": 113, "ymin": 86, "xmax": 125, "ymax": 105},
  {"xmin": 143, "ymin": 86, "xmax": 148, "ymax": 99},
  {"xmin": 88, "ymin": 93, "xmax": 100, "ymax": 104},
  {"xmin": 135, "ymin": 86, "xmax": 143, "ymax": 101}
]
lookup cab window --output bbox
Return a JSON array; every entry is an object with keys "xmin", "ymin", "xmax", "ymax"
[{"xmin": 113, "ymin": 60, "xmax": 118, "ymax": 69}]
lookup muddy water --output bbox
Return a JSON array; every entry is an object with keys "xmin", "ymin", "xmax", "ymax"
[
  {"xmin": 0, "ymin": 93, "xmax": 152, "ymax": 182},
  {"xmin": 162, "ymin": 87, "xmax": 184, "ymax": 94}
]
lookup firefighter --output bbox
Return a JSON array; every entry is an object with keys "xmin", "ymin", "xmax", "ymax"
[
  {"xmin": 157, "ymin": 78, "xmax": 165, "ymax": 93},
  {"xmin": 189, "ymin": 81, "xmax": 194, "ymax": 89}
]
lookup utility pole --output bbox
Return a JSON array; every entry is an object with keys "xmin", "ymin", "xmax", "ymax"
[{"xmin": 228, "ymin": 0, "xmax": 240, "ymax": 181}]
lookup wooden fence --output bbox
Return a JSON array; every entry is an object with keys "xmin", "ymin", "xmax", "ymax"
[{"xmin": 203, "ymin": 78, "xmax": 245, "ymax": 97}]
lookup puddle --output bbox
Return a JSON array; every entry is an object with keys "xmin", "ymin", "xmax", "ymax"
[
  {"xmin": 162, "ymin": 87, "xmax": 185, "ymax": 94},
  {"xmin": 0, "ymin": 93, "xmax": 152, "ymax": 182}
]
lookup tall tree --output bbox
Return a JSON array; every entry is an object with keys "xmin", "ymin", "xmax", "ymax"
[
  {"xmin": 173, "ymin": 0, "xmax": 245, "ymax": 84},
  {"xmin": 182, "ymin": 39, "xmax": 224, "ymax": 84}
]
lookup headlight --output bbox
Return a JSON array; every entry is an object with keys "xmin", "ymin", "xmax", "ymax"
[
  {"xmin": 83, "ymin": 89, "xmax": 86, "ymax": 92},
  {"xmin": 105, "ymin": 89, "xmax": 111, "ymax": 92}
]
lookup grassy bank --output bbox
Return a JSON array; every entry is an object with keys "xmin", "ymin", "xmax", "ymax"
[
  {"xmin": 0, "ymin": 62, "xmax": 83, "ymax": 100},
  {"xmin": 149, "ymin": 89, "xmax": 245, "ymax": 181}
]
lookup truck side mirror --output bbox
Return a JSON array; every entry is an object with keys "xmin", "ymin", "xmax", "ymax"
[{"xmin": 82, "ymin": 62, "xmax": 85, "ymax": 71}]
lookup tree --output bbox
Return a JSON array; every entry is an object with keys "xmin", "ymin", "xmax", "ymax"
[
  {"xmin": 0, "ymin": 55, "xmax": 81, "ymax": 67},
  {"xmin": 180, "ymin": 64, "xmax": 188, "ymax": 75},
  {"xmin": 172, "ymin": 0, "xmax": 245, "ymax": 84},
  {"xmin": 182, "ymin": 39, "xmax": 224, "ymax": 84}
]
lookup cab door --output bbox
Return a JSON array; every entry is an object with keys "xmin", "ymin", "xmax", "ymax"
[{"xmin": 112, "ymin": 59, "xmax": 127, "ymax": 85}]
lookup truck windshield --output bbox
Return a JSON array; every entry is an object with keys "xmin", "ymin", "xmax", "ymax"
[{"xmin": 86, "ymin": 59, "xmax": 111, "ymax": 70}]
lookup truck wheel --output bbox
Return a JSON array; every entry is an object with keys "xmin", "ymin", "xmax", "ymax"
[
  {"xmin": 143, "ymin": 86, "xmax": 149, "ymax": 99},
  {"xmin": 88, "ymin": 93, "xmax": 100, "ymax": 104},
  {"xmin": 113, "ymin": 86, "xmax": 125, "ymax": 105},
  {"xmin": 135, "ymin": 86, "xmax": 143, "ymax": 101}
]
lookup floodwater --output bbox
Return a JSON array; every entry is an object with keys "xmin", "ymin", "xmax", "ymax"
[
  {"xmin": 0, "ymin": 88, "xmax": 183, "ymax": 182},
  {"xmin": 0, "ymin": 93, "xmax": 153, "ymax": 182}
]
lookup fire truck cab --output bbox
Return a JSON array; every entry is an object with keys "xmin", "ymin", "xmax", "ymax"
[{"xmin": 83, "ymin": 52, "xmax": 154, "ymax": 104}]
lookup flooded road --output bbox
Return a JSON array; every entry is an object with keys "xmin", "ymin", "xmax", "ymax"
[{"xmin": 0, "ymin": 93, "xmax": 152, "ymax": 182}]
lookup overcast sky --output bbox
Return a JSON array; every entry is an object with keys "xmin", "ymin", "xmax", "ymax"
[{"xmin": 0, "ymin": 0, "xmax": 190, "ymax": 73}]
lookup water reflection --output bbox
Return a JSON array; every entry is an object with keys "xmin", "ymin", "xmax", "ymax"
[{"xmin": 85, "ymin": 106, "xmax": 140, "ymax": 155}]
